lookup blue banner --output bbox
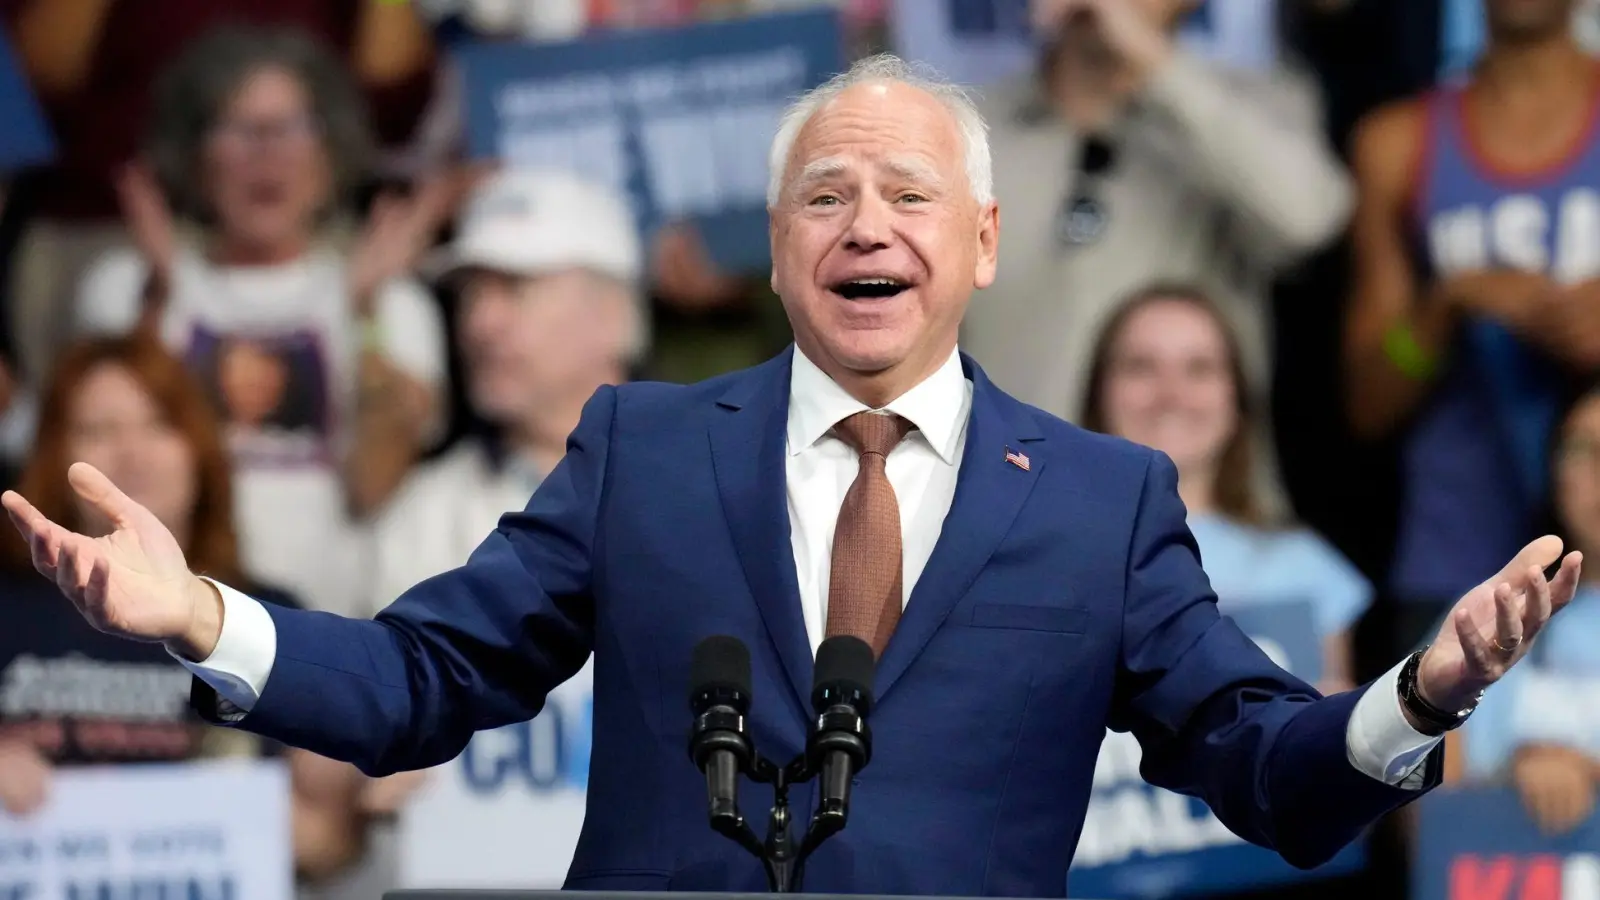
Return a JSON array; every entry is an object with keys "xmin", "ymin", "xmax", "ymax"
[
  {"xmin": 1068, "ymin": 600, "xmax": 1361, "ymax": 899},
  {"xmin": 399, "ymin": 665, "xmax": 594, "ymax": 888},
  {"xmin": 458, "ymin": 9, "xmax": 844, "ymax": 273},
  {"xmin": 0, "ymin": 32, "xmax": 53, "ymax": 170},
  {"xmin": 1415, "ymin": 786, "xmax": 1600, "ymax": 900}
]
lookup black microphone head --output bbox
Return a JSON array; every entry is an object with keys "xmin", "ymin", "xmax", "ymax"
[
  {"xmin": 689, "ymin": 635, "xmax": 752, "ymax": 714},
  {"xmin": 811, "ymin": 635, "xmax": 875, "ymax": 716}
]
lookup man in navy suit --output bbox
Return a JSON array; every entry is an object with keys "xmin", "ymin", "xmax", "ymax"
[{"xmin": 2, "ymin": 54, "xmax": 1584, "ymax": 896}]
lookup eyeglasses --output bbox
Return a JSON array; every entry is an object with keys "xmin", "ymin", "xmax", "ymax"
[
  {"xmin": 208, "ymin": 113, "xmax": 321, "ymax": 153},
  {"xmin": 1055, "ymin": 135, "xmax": 1117, "ymax": 248}
]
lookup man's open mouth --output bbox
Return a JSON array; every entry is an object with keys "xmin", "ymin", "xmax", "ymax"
[{"xmin": 831, "ymin": 277, "xmax": 911, "ymax": 300}]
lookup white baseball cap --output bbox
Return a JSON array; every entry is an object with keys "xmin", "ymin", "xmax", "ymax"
[{"xmin": 424, "ymin": 168, "xmax": 643, "ymax": 285}]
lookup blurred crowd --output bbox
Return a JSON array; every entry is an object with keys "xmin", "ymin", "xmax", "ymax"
[{"xmin": 0, "ymin": 0, "xmax": 1596, "ymax": 898}]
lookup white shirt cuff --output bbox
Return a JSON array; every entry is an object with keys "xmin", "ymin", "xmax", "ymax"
[
  {"xmin": 166, "ymin": 578, "xmax": 278, "ymax": 717},
  {"xmin": 1345, "ymin": 657, "xmax": 1443, "ymax": 788}
]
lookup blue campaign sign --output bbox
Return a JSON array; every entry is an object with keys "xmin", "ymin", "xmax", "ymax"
[
  {"xmin": 1068, "ymin": 598, "xmax": 1359, "ymax": 899},
  {"xmin": 1414, "ymin": 786, "xmax": 1600, "ymax": 900},
  {"xmin": 457, "ymin": 9, "xmax": 844, "ymax": 273},
  {"xmin": 0, "ymin": 31, "xmax": 53, "ymax": 170},
  {"xmin": 946, "ymin": 0, "xmax": 1030, "ymax": 37}
]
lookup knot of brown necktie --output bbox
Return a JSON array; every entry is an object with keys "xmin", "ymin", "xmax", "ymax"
[{"xmin": 826, "ymin": 411, "xmax": 915, "ymax": 658}]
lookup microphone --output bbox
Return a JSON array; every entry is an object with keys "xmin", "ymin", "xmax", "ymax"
[
  {"xmin": 688, "ymin": 636, "xmax": 755, "ymax": 832},
  {"xmin": 807, "ymin": 636, "xmax": 875, "ymax": 830}
]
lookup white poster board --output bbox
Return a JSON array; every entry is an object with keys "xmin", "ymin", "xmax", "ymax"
[
  {"xmin": 399, "ymin": 661, "xmax": 594, "ymax": 889},
  {"xmin": 0, "ymin": 758, "xmax": 292, "ymax": 900}
]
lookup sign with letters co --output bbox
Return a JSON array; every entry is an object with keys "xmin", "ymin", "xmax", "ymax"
[
  {"xmin": 457, "ymin": 9, "xmax": 844, "ymax": 274},
  {"xmin": 1067, "ymin": 599, "xmax": 1362, "ymax": 899},
  {"xmin": 0, "ymin": 759, "xmax": 291, "ymax": 900},
  {"xmin": 399, "ymin": 661, "xmax": 595, "ymax": 889},
  {"xmin": 1415, "ymin": 785, "xmax": 1600, "ymax": 900}
]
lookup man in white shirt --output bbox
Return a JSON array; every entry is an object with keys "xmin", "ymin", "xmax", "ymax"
[{"xmin": 1, "ymin": 54, "xmax": 1582, "ymax": 896}]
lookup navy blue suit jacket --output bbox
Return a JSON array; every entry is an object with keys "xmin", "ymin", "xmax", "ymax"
[{"xmin": 197, "ymin": 350, "xmax": 1439, "ymax": 896}]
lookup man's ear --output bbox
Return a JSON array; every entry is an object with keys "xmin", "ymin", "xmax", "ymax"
[
  {"xmin": 769, "ymin": 211, "xmax": 780, "ymax": 294},
  {"xmin": 973, "ymin": 201, "xmax": 1000, "ymax": 290}
]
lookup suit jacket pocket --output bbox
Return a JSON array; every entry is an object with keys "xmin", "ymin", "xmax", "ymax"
[{"xmin": 968, "ymin": 602, "xmax": 1088, "ymax": 634}]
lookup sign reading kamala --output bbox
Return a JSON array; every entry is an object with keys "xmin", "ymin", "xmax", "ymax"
[
  {"xmin": 0, "ymin": 759, "xmax": 291, "ymax": 900},
  {"xmin": 399, "ymin": 661, "xmax": 595, "ymax": 889},
  {"xmin": 1415, "ymin": 786, "xmax": 1600, "ymax": 900},
  {"xmin": 457, "ymin": 9, "xmax": 844, "ymax": 273},
  {"xmin": 1068, "ymin": 600, "xmax": 1364, "ymax": 900}
]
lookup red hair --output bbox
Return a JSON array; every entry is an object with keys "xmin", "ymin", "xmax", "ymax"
[{"xmin": 3, "ymin": 336, "xmax": 244, "ymax": 584}]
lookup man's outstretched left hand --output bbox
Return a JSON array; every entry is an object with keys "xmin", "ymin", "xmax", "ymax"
[{"xmin": 1417, "ymin": 536, "xmax": 1583, "ymax": 715}]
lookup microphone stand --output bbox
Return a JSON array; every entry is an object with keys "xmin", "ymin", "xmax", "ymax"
[{"xmin": 723, "ymin": 752, "xmax": 845, "ymax": 893}]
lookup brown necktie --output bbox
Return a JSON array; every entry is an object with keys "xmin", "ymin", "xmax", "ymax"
[{"xmin": 826, "ymin": 411, "xmax": 915, "ymax": 658}]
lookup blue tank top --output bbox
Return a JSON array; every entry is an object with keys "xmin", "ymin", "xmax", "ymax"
[{"xmin": 1396, "ymin": 81, "xmax": 1600, "ymax": 604}]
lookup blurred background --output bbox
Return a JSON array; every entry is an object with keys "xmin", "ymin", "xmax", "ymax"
[{"xmin": 0, "ymin": 1, "xmax": 1595, "ymax": 898}]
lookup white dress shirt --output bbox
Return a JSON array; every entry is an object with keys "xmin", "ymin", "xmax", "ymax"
[{"xmin": 177, "ymin": 345, "xmax": 1441, "ymax": 787}]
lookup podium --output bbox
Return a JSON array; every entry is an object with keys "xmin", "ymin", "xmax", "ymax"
[{"xmin": 386, "ymin": 894, "xmax": 1093, "ymax": 900}]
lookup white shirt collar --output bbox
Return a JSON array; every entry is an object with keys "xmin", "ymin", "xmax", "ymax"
[{"xmin": 787, "ymin": 345, "xmax": 968, "ymax": 465}]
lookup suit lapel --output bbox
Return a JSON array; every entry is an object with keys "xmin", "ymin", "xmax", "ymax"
[
  {"xmin": 708, "ymin": 349, "xmax": 813, "ymax": 719},
  {"xmin": 874, "ymin": 357, "xmax": 1046, "ymax": 702}
]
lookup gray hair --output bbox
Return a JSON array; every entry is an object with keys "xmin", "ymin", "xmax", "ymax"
[
  {"xmin": 766, "ymin": 54, "xmax": 993, "ymax": 208},
  {"xmin": 144, "ymin": 25, "xmax": 375, "ymax": 223}
]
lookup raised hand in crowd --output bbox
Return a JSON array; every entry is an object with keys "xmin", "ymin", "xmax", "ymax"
[
  {"xmin": 650, "ymin": 221, "xmax": 747, "ymax": 312},
  {"xmin": 1032, "ymin": 0, "xmax": 1176, "ymax": 128},
  {"xmin": 1439, "ymin": 273, "xmax": 1600, "ymax": 372},
  {"xmin": 0, "ymin": 738, "xmax": 51, "ymax": 816},
  {"xmin": 346, "ymin": 168, "xmax": 475, "ymax": 319},
  {"xmin": 1512, "ymin": 743, "xmax": 1597, "ymax": 836},
  {"xmin": 114, "ymin": 162, "xmax": 178, "ymax": 311}
]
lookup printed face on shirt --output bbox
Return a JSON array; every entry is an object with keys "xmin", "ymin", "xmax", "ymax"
[
  {"xmin": 1098, "ymin": 297, "xmax": 1238, "ymax": 478},
  {"xmin": 187, "ymin": 326, "xmax": 332, "ymax": 467},
  {"xmin": 201, "ymin": 65, "xmax": 332, "ymax": 254},
  {"xmin": 1486, "ymin": 0, "xmax": 1580, "ymax": 40},
  {"xmin": 217, "ymin": 338, "xmax": 291, "ymax": 428},
  {"xmin": 1555, "ymin": 390, "xmax": 1600, "ymax": 558},
  {"xmin": 769, "ymin": 80, "xmax": 997, "ymax": 389},
  {"xmin": 66, "ymin": 363, "xmax": 198, "ymax": 538},
  {"xmin": 457, "ymin": 267, "xmax": 633, "ymax": 424}
]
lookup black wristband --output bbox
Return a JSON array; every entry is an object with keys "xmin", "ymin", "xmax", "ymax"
[{"xmin": 1398, "ymin": 648, "xmax": 1479, "ymax": 735}]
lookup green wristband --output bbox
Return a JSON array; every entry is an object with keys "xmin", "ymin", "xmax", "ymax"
[
  {"xmin": 1383, "ymin": 320, "xmax": 1437, "ymax": 380},
  {"xmin": 358, "ymin": 318, "xmax": 384, "ymax": 352}
]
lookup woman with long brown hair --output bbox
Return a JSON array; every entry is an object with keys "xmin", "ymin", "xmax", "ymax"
[
  {"xmin": 1082, "ymin": 284, "xmax": 1370, "ymax": 693},
  {"xmin": 0, "ymin": 336, "xmax": 367, "ymax": 884}
]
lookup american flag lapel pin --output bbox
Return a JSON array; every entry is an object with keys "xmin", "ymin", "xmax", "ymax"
[{"xmin": 1004, "ymin": 446, "xmax": 1030, "ymax": 471}]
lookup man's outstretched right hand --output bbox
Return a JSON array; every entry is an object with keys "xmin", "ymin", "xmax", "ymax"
[{"xmin": 1, "ymin": 462, "xmax": 223, "ymax": 660}]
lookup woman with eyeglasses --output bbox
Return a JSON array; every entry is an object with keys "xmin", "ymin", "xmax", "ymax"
[{"xmin": 69, "ymin": 25, "xmax": 452, "ymax": 620}]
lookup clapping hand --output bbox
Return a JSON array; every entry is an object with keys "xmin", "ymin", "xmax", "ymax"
[
  {"xmin": 1416, "ymin": 536, "xmax": 1583, "ymax": 714},
  {"xmin": 1034, "ymin": 0, "xmax": 1174, "ymax": 84},
  {"xmin": 347, "ymin": 168, "xmax": 480, "ymax": 318},
  {"xmin": 0, "ymin": 739, "xmax": 50, "ymax": 816},
  {"xmin": 1513, "ymin": 744, "xmax": 1597, "ymax": 835},
  {"xmin": 115, "ymin": 163, "xmax": 178, "ymax": 294},
  {"xmin": 1032, "ymin": 0, "xmax": 1176, "ymax": 129},
  {"xmin": 0, "ymin": 463, "xmax": 221, "ymax": 660}
]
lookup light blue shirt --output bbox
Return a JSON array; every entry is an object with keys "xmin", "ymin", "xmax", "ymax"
[
  {"xmin": 1189, "ymin": 513, "xmax": 1374, "ymax": 641},
  {"xmin": 1464, "ymin": 585, "xmax": 1600, "ymax": 779}
]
